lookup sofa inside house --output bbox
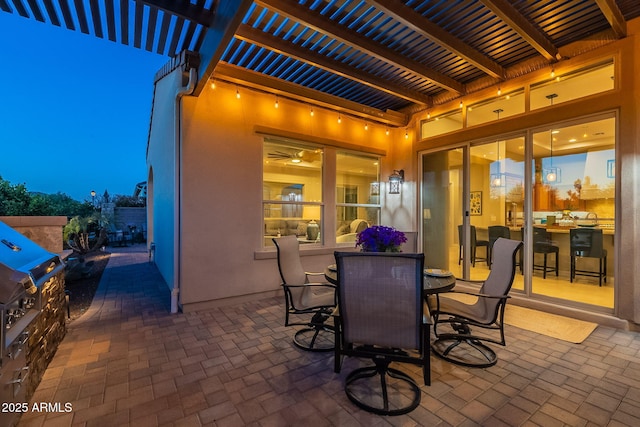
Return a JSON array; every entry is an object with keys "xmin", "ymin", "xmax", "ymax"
[{"xmin": 264, "ymin": 218, "xmax": 369, "ymax": 246}]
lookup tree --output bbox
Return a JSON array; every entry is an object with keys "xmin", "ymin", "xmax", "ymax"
[
  {"xmin": 63, "ymin": 213, "xmax": 109, "ymax": 254},
  {"xmin": 0, "ymin": 176, "xmax": 93, "ymax": 217},
  {"xmin": 0, "ymin": 176, "xmax": 31, "ymax": 215}
]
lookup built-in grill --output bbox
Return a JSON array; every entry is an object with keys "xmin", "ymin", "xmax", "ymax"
[{"xmin": 0, "ymin": 221, "xmax": 64, "ymax": 413}]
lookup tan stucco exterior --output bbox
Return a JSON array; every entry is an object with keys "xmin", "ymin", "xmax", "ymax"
[{"xmin": 148, "ymin": 17, "xmax": 640, "ymax": 325}]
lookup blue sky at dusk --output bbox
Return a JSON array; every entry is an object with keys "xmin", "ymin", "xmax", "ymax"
[{"xmin": 0, "ymin": 12, "xmax": 167, "ymax": 202}]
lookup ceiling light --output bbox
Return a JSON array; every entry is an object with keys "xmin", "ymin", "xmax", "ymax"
[
  {"xmin": 310, "ymin": 107, "xmax": 314, "ymax": 116},
  {"xmin": 497, "ymin": 87, "xmax": 502, "ymax": 96},
  {"xmin": 274, "ymin": 96, "xmax": 279, "ymax": 108},
  {"xmin": 236, "ymin": 88, "xmax": 240, "ymax": 99},
  {"xmin": 291, "ymin": 159, "xmax": 301, "ymax": 163},
  {"xmin": 337, "ymin": 114, "xmax": 341, "ymax": 124},
  {"xmin": 364, "ymin": 122, "xmax": 368, "ymax": 131},
  {"xmin": 210, "ymin": 80, "xmax": 216, "ymax": 90}
]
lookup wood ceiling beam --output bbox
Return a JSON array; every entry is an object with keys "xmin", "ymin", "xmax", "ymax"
[
  {"xmin": 595, "ymin": 0, "xmax": 627, "ymax": 38},
  {"xmin": 479, "ymin": 0, "xmax": 561, "ymax": 62},
  {"xmin": 370, "ymin": 0, "xmax": 505, "ymax": 79},
  {"xmin": 192, "ymin": 0, "xmax": 253, "ymax": 96},
  {"xmin": 256, "ymin": 0, "xmax": 464, "ymax": 94},
  {"xmin": 138, "ymin": 0, "xmax": 214, "ymax": 26},
  {"xmin": 213, "ymin": 62, "xmax": 409, "ymax": 127},
  {"xmin": 235, "ymin": 24, "xmax": 432, "ymax": 106}
]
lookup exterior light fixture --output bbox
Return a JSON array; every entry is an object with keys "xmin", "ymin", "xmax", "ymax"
[
  {"xmin": 388, "ymin": 169, "xmax": 404, "ymax": 194},
  {"xmin": 364, "ymin": 122, "xmax": 368, "ymax": 131},
  {"xmin": 236, "ymin": 88, "xmax": 240, "ymax": 99},
  {"xmin": 385, "ymin": 128, "xmax": 389, "ymax": 136},
  {"xmin": 497, "ymin": 87, "xmax": 502, "ymax": 96},
  {"xmin": 337, "ymin": 114, "xmax": 341, "ymax": 124},
  {"xmin": 210, "ymin": 80, "xmax": 216, "ymax": 90},
  {"xmin": 310, "ymin": 107, "xmax": 314, "ymax": 116},
  {"xmin": 404, "ymin": 129, "xmax": 408, "ymax": 139},
  {"xmin": 274, "ymin": 96, "xmax": 279, "ymax": 109}
]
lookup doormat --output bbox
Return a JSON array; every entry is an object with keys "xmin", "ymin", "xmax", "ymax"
[{"xmin": 504, "ymin": 305, "xmax": 598, "ymax": 344}]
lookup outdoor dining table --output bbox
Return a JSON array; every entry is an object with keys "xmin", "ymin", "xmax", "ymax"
[{"xmin": 324, "ymin": 264, "xmax": 456, "ymax": 295}]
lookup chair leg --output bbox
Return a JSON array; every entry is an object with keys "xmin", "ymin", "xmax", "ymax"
[
  {"xmin": 543, "ymin": 253, "xmax": 547, "ymax": 279},
  {"xmin": 554, "ymin": 251, "xmax": 559, "ymax": 276},
  {"xmin": 570, "ymin": 255, "xmax": 575, "ymax": 282}
]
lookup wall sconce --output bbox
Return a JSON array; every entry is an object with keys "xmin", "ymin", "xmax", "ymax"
[{"xmin": 388, "ymin": 169, "xmax": 404, "ymax": 194}]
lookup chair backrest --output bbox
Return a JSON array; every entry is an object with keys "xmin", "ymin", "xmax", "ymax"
[
  {"xmin": 479, "ymin": 238, "xmax": 523, "ymax": 310},
  {"xmin": 334, "ymin": 252, "xmax": 425, "ymax": 350},
  {"xmin": 532, "ymin": 227, "xmax": 551, "ymax": 247},
  {"xmin": 458, "ymin": 224, "xmax": 478, "ymax": 247},
  {"xmin": 488, "ymin": 225, "xmax": 510, "ymax": 246},
  {"xmin": 273, "ymin": 236, "xmax": 308, "ymax": 307},
  {"xmin": 570, "ymin": 228, "xmax": 605, "ymax": 258}
]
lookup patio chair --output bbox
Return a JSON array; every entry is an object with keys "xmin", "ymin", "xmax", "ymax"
[
  {"xmin": 429, "ymin": 238, "xmax": 523, "ymax": 368},
  {"xmin": 333, "ymin": 251, "xmax": 429, "ymax": 416},
  {"xmin": 273, "ymin": 235, "xmax": 336, "ymax": 352}
]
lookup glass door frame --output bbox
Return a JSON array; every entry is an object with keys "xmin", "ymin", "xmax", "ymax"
[{"xmin": 419, "ymin": 113, "xmax": 617, "ymax": 313}]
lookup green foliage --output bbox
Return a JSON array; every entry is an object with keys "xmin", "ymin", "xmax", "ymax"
[
  {"xmin": 0, "ymin": 177, "xmax": 31, "ymax": 215},
  {"xmin": 0, "ymin": 176, "xmax": 93, "ymax": 217},
  {"xmin": 113, "ymin": 194, "xmax": 146, "ymax": 207},
  {"xmin": 64, "ymin": 213, "xmax": 110, "ymax": 254}
]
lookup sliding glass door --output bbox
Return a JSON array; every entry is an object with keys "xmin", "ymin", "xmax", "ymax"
[
  {"xmin": 421, "ymin": 148, "xmax": 464, "ymax": 275},
  {"xmin": 420, "ymin": 114, "xmax": 616, "ymax": 310}
]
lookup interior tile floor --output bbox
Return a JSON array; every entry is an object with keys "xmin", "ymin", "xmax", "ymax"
[{"xmin": 18, "ymin": 246, "xmax": 640, "ymax": 426}]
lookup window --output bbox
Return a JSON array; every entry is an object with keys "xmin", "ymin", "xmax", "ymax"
[
  {"xmin": 336, "ymin": 152, "xmax": 380, "ymax": 244},
  {"xmin": 467, "ymin": 89, "xmax": 525, "ymax": 127},
  {"xmin": 263, "ymin": 139, "xmax": 323, "ymax": 246},
  {"xmin": 530, "ymin": 61, "xmax": 614, "ymax": 110},
  {"xmin": 420, "ymin": 109, "xmax": 464, "ymax": 139}
]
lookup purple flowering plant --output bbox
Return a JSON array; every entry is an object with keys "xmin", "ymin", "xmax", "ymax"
[{"xmin": 355, "ymin": 225, "xmax": 407, "ymax": 252}]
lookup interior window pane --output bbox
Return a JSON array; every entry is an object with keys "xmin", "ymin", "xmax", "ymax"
[
  {"xmin": 263, "ymin": 139, "xmax": 323, "ymax": 246},
  {"xmin": 421, "ymin": 110, "xmax": 463, "ymax": 139},
  {"xmin": 531, "ymin": 117, "xmax": 615, "ymax": 308},
  {"xmin": 467, "ymin": 89, "xmax": 525, "ymax": 127},
  {"xmin": 530, "ymin": 61, "xmax": 614, "ymax": 110},
  {"xmin": 336, "ymin": 152, "xmax": 380, "ymax": 244}
]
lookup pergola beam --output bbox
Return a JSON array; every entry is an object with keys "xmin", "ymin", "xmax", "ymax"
[
  {"xmin": 480, "ymin": 0, "xmax": 561, "ymax": 62},
  {"xmin": 595, "ymin": 0, "xmax": 627, "ymax": 38},
  {"xmin": 191, "ymin": 0, "xmax": 253, "ymax": 96},
  {"xmin": 235, "ymin": 24, "xmax": 432, "ymax": 106},
  {"xmin": 370, "ymin": 0, "xmax": 505, "ymax": 79},
  {"xmin": 256, "ymin": 0, "xmax": 464, "ymax": 94}
]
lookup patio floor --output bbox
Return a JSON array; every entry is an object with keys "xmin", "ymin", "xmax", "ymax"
[{"xmin": 18, "ymin": 245, "xmax": 640, "ymax": 426}]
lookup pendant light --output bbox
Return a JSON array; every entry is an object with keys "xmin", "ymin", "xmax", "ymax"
[{"xmin": 546, "ymin": 130, "xmax": 557, "ymax": 183}]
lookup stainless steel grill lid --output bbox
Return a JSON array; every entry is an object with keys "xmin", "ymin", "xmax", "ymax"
[{"xmin": 0, "ymin": 220, "xmax": 64, "ymax": 304}]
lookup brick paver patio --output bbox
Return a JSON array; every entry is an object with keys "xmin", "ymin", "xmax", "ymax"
[{"xmin": 18, "ymin": 246, "xmax": 640, "ymax": 426}]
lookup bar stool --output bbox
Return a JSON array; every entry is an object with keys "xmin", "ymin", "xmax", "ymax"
[
  {"xmin": 570, "ymin": 228, "xmax": 607, "ymax": 286},
  {"xmin": 488, "ymin": 225, "xmax": 510, "ymax": 268},
  {"xmin": 532, "ymin": 227, "xmax": 559, "ymax": 279},
  {"xmin": 458, "ymin": 225, "xmax": 489, "ymax": 267}
]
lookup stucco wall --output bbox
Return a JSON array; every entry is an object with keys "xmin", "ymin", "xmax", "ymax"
[
  {"xmin": 178, "ymin": 82, "xmax": 401, "ymax": 309},
  {"xmin": 0, "ymin": 216, "xmax": 67, "ymax": 253},
  {"xmin": 146, "ymin": 66, "xmax": 182, "ymax": 291}
]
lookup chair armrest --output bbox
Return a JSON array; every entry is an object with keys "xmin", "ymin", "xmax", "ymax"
[
  {"xmin": 305, "ymin": 271, "xmax": 325, "ymax": 276},
  {"xmin": 455, "ymin": 278, "xmax": 485, "ymax": 286},
  {"xmin": 441, "ymin": 290, "xmax": 510, "ymax": 300},
  {"xmin": 285, "ymin": 283, "xmax": 336, "ymax": 289}
]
